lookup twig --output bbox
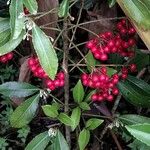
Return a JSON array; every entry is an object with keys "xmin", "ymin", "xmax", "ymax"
[
  {"xmin": 62, "ymin": 19, "xmax": 71, "ymax": 147},
  {"xmin": 109, "ymin": 129, "xmax": 123, "ymax": 150}
]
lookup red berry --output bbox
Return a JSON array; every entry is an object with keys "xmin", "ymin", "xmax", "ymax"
[
  {"xmin": 6, "ymin": 53, "xmax": 13, "ymax": 60},
  {"xmin": 100, "ymin": 67, "xmax": 107, "ymax": 74},
  {"xmin": 91, "ymin": 94, "xmax": 98, "ymax": 101},
  {"xmin": 112, "ymin": 88, "xmax": 119, "ymax": 95},
  {"xmin": 98, "ymin": 95, "xmax": 104, "ymax": 101},
  {"xmin": 121, "ymin": 73, "xmax": 128, "ymax": 80},
  {"xmin": 0, "ymin": 56, "xmax": 8, "ymax": 63},
  {"xmin": 129, "ymin": 64, "xmax": 137, "ymax": 72},
  {"xmin": 100, "ymin": 53, "xmax": 108, "ymax": 61},
  {"xmin": 57, "ymin": 72, "xmax": 65, "ymax": 80},
  {"xmin": 107, "ymin": 95, "xmax": 114, "ymax": 101},
  {"xmin": 128, "ymin": 38, "xmax": 136, "ymax": 46},
  {"xmin": 92, "ymin": 74, "xmax": 99, "ymax": 82}
]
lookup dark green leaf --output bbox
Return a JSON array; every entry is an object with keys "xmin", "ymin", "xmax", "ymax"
[
  {"xmin": 42, "ymin": 105, "xmax": 59, "ymax": 118},
  {"xmin": 79, "ymin": 102, "xmax": 90, "ymax": 110},
  {"xmin": 0, "ymin": 82, "xmax": 40, "ymax": 98},
  {"xmin": 32, "ymin": 24, "xmax": 58, "ymax": 80},
  {"xmin": 0, "ymin": 18, "xmax": 11, "ymax": 46},
  {"xmin": 0, "ymin": 30, "xmax": 24, "ymax": 56},
  {"xmin": 23, "ymin": 0, "xmax": 38, "ymax": 14},
  {"xmin": 86, "ymin": 118, "xmax": 104, "ymax": 130},
  {"xmin": 108, "ymin": 53, "xmax": 124, "ymax": 64},
  {"xmin": 128, "ymin": 139, "xmax": 150, "ymax": 150},
  {"xmin": 118, "ymin": 76, "xmax": 150, "ymax": 108},
  {"xmin": 50, "ymin": 130, "xmax": 69, "ymax": 150},
  {"xmin": 10, "ymin": 94, "xmax": 40, "ymax": 128},
  {"xmin": 119, "ymin": 114, "xmax": 150, "ymax": 125},
  {"xmin": 73, "ymin": 80, "xmax": 85, "ymax": 103},
  {"xmin": 58, "ymin": 0, "xmax": 69, "ymax": 18},
  {"xmin": 131, "ymin": 50, "xmax": 149, "ymax": 71},
  {"xmin": 25, "ymin": 131, "xmax": 51, "ymax": 150},
  {"xmin": 108, "ymin": 0, "xmax": 116, "ymax": 8},
  {"xmin": 9, "ymin": 0, "xmax": 24, "ymax": 39},
  {"xmin": 122, "ymin": 0, "xmax": 150, "ymax": 30},
  {"xmin": 78, "ymin": 129, "xmax": 90, "ymax": 150},
  {"xmin": 126, "ymin": 124, "xmax": 150, "ymax": 146},
  {"xmin": 58, "ymin": 113, "xmax": 72, "ymax": 126},
  {"xmin": 107, "ymin": 67, "xmax": 117, "ymax": 77},
  {"xmin": 71, "ymin": 107, "xmax": 81, "ymax": 131}
]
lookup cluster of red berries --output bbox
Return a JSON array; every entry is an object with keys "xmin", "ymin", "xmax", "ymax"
[
  {"xmin": 0, "ymin": 52, "xmax": 13, "ymax": 63},
  {"xmin": 28, "ymin": 57, "xmax": 65, "ymax": 91},
  {"xmin": 86, "ymin": 19, "xmax": 136, "ymax": 61},
  {"xmin": 81, "ymin": 65, "xmax": 136, "ymax": 102}
]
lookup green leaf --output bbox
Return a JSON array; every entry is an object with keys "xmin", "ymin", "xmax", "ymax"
[
  {"xmin": 23, "ymin": 0, "xmax": 38, "ymax": 14},
  {"xmin": 85, "ymin": 118, "xmax": 104, "ymax": 130},
  {"xmin": 86, "ymin": 51, "xmax": 96, "ymax": 72},
  {"xmin": 58, "ymin": 113, "xmax": 72, "ymax": 126},
  {"xmin": 50, "ymin": 130, "xmax": 69, "ymax": 150},
  {"xmin": 0, "ymin": 30, "xmax": 24, "ymax": 56},
  {"xmin": 108, "ymin": 0, "xmax": 116, "ymax": 7},
  {"xmin": 121, "ymin": 0, "xmax": 150, "ymax": 30},
  {"xmin": 10, "ymin": 94, "xmax": 40, "ymax": 128},
  {"xmin": 79, "ymin": 102, "xmax": 90, "ymax": 111},
  {"xmin": 119, "ymin": 114, "xmax": 150, "ymax": 125},
  {"xmin": 9, "ymin": 0, "xmax": 24, "ymax": 39},
  {"xmin": 42, "ymin": 105, "xmax": 59, "ymax": 118},
  {"xmin": 58, "ymin": 0, "xmax": 69, "ymax": 18},
  {"xmin": 0, "ymin": 82, "xmax": 40, "ymax": 98},
  {"xmin": 0, "ymin": 18, "xmax": 11, "ymax": 46},
  {"xmin": 71, "ymin": 107, "xmax": 81, "ymax": 131},
  {"xmin": 128, "ymin": 139, "xmax": 150, "ymax": 150},
  {"xmin": 84, "ymin": 90, "xmax": 96, "ymax": 102},
  {"xmin": 107, "ymin": 67, "xmax": 117, "ymax": 77},
  {"xmin": 126, "ymin": 124, "xmax": 150, "ymax": 146},
  {"xmin": 25, "ymin": 131, "xmax": 51, "ymax": 150},
  {"xmin": 108, "ymin": 53, "xmax": 124, "ymax": 64},
  {"xmin": 32, "ymin": 24, "xmax": 58, "ymax": 80},
  {"xmin": 78, "ymin": 129, "xmax": 90, "ymax": 150},
  {"xmin": 73, "ymin": 80, "xmax": 85, "ymax": 103},
  {"xmin": 118, "ymin": 76, "xmax": 150, "ymax": 108},
  {"xmin": 131, "ymin": 49, "xmax": 149, "ymax": 71}
]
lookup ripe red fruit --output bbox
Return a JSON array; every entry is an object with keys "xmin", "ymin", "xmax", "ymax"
[
  {"xmin": 128, "ymin": 38, "xmax": 136, "ymax": 46},
  {"xmin": 57, "ymin": 72, "xmax": 65, "ymax": 79},
  {"xmin": 100, "ymin": 53, "xmax": 108, "ymax": 61},
  {"xmin": 108, "ymin": 40, "xmax": 115, "ymax": 48},
  {"xmin": 98, "ymin": 95, "xmax": 104, "ymax": 101},
  {"xmin": 121, "ymin": 73, "xmax": 128, "ymax": 80},
  {"xmin": 92, "ymin": 74, "xmax": 99, "ymax": 82},
  {"xmin": 100, "ymin": 67, "xmax": 107, "ymax": 74},
  {"xmin": 6, "ymin": 53, "xmax": 13, "ymax": 60},
  {"xmin": 91, "ymin": 94, "xmax": 98, "ymax": 101},
  {"xmin": 28, "ymin": 58, "xmax": 36, "ymax": 66},
  {"xmin": 129, "ymin": 64, "xmax": 137, "ymax": 72},
  {"xmin": 86, "ymin": 41, "xmax": 94, "ymax": 49},
  {"xmin": 0, "ymin": 56, "xmax": 8, "ymax": 63},
  {"xmin": 112, "ymin": 88, "xmax": 119, "ymax": 95},
  {"xmin": 107, "ymin": 95, "xmax": 114, "ymax": 101}
]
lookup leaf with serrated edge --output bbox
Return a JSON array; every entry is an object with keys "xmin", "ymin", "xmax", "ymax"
[
  {"xmin": 32, "ymin": 25, "xmax": 58, "ymax": 80},
  {"xmin": 126, "ymin": 124, "xmax": 150, "ymax": 146},
  {"xmin": 10, "ymin": 94, "xmax": 40, "ymax": 128},
  {"xmin": 23, "ymin": 0, "xmax": 38, "ymax": 14},
  {"xmin": 25, "ymin": 131, "xmax": 51, "ymax": 150}
]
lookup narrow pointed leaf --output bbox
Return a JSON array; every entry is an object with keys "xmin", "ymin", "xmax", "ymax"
[
  {"xmin": 32, "ymin": 25, "xmax": 58, "ymax": 80},
  {"xmin": 71, "ymin": 107, "xmax": 81, "ymax": 131},
  {"xmin": 78, "ymin": 129, "xmax": 90, "ymax": 150},
  {"xmin": 9, "ymin": 0, "xmax": 24, "ymax": 39},
  {"xmin": 25, "ymin": 131, "xmax": 51, "ymax": 150},
  {"xmin": 119, "ymin": 0, "xmax": 150, "ymax": 30},
  {"xmin": 0, "ymin": 82, "xmax": 40, "ymax": 98},
  {"xmin": 0, "ymin": 30, "xmax": 24, "ymax": 56},
  {"xmin": 126, "ymin": 124, "xmax": 150, "ymax": 146},
  {"xmin": 23, "ymin": 0, "xmax": 38, "ymax": 15},
  {"xmin": 119, "ymin": 114, "xmax": 150, "ymax": 125},
  {"xmin": 10, "ymin": 94, "xmax": 40, "ymax": 128},
  {"xmin": 73, "ymin": 80, "xmax": 85, "ymax": 103},
  {"xmin": 118, "ymin": 76, "xmax": 150, "ymax": 108},
  {"xmin": 58, "ymin": 0, "xmax": 69, "ymax": 18},
  {"xmin": 79, "ymin": 102, "xmax": 90, "ymax": 110}
]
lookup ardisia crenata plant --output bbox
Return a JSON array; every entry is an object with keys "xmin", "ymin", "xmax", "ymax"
[{"xmin": 0, "ymin": 0, "xmax": 150, "ymax": 150}]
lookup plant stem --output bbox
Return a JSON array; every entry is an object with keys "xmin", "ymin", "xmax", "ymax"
[{"xmin": 62, "ymin": 18, "xmax": 71, "ymax": 147}]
